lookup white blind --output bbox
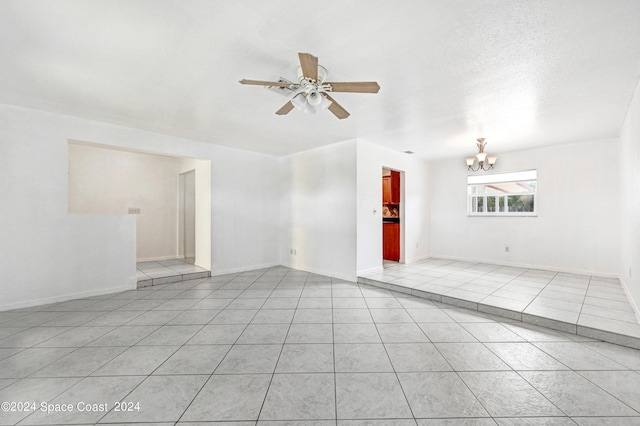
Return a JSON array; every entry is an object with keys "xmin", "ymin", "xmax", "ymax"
[{"xmin": 468, "ymin": 170, "xmax": 537, "ymax": 185}]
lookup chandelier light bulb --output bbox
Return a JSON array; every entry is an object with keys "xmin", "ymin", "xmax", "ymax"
[{"xmin": 307, "ymin": 90, "xmax": 322, "ymax": 106}]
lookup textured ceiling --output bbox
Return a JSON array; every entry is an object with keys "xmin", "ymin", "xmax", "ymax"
[{"xmin": 1, "ymin": 0, "xmax": 640, "ymax": 158}]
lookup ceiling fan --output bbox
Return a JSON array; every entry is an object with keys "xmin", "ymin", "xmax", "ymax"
[{"xmin": 239, "ymin": 52, "xmax": 380, "ymax": 119}]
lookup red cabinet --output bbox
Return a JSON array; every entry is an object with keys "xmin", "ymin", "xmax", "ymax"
[
  {"xmin": 383, "ymin": 222, "xmax": 400, "ymax": 261},
  {"xmin": 382, "ymin": 176, "xmax": 391, "ymax": 203},
  {"xmin": 382, "ymin": 171, "xmax": 400, "ymax": 203},
  {"xmin": 390, "ymin": 170, "xmax": 400, "ymax": 203}
]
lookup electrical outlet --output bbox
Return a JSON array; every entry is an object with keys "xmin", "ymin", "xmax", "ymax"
[
  {"xmin": 505, "ymin": 244, "xmax": 510, "ymax": 253},
  {"xmin": 128, "ymin": 208, "xmax": 141, "ymax": 214}
]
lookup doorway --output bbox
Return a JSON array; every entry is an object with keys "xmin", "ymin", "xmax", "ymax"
[
  {"xmin": 178, "ymin": 169, "xmax": 196, "ymax": 264},
  {"xmin": 382, "ymin": 168, "xmax": 401, "ymax": 263}
]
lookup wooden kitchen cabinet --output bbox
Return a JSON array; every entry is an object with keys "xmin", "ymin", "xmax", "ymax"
[
  {"xmin": 390, "ymin": 170, "xmax": 400, "ymax": 203},
  {"xmin": 382, "ymin": 176, "xmax": 391, "ymax": 202},
  {"xmin": 383, "ymin": 222, "xmax": 400, "ymax": 261},
  {"xmin": 383, "ymin": 171, "xmax": 400, "ymax": 203}
]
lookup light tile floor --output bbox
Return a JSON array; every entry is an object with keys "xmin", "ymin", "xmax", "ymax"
[
  {"xmin": 362, "ymin": 258, "xmax": 640, "ymax": 349},
  {"xmin": 1, "ymin": 266, "xmax": 639, "ymax": 424},
  {"xmin": 137, "ymin": 259, "xmax": 210, "ymax": 287}
]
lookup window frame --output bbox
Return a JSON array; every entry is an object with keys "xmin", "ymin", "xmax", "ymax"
[{"xmin": 467, "ymin": 170, "xmax": 538, "ymax": 217}]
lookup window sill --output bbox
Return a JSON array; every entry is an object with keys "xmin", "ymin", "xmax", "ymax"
[{"xmin": 468, "ymin": 213, "xmax": 538, "ymax": 217}]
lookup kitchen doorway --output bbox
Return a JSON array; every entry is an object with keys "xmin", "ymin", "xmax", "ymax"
[
  {"xmin": 178, "ymin": 169, "xmax": 196, "ymax": 264},
  {"xmin": 382, "ymin": 168, "xmax": 402, "ymax": 263}
]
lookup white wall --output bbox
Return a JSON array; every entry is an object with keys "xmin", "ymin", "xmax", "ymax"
[
  {"xmin": 0, "ymin": 103, "xmax": 279, "ymax": 310},
  {"xmin": 619, "ymin": 77, "xmax": 640, "ymax": 312},
  {"xmin": 210, "ymin": 148, "xmax": 279, "ymax": 274},
  {"xmin": 0, "ymin": 106, "xmax": 136, "ymax": 310},
  {"xmin": 68, "ymin": 142, "xmax": 180, "ymax": 262},
  {"xmin": 280, "ymin": 140, "xmax": 358, "ymax": 281},
  {"xmin": 429, "ymin": 139, "xmax": 620, "ymax": 275},
  {"xmin": 356, "ymin": 140, "xmax": 431, "ymax": 275}
]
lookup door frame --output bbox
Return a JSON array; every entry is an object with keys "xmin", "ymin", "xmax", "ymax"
[{"xmin": 178, "ymin": 169, "xmax": 197, "ymax": 263}]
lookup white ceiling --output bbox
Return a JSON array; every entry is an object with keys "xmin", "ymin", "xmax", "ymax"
[{"xmin": 1, "ymin": 0, "xmax": 640, "ymax": 159}]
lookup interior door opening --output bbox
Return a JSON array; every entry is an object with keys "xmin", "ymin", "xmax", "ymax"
[
  {"xmin": 382, "ymin": 167, "xmax": 402, "ymax": 264},
  {"xmin": 178, "ymin": 169, "xmax": 196, "ymax": 264}
]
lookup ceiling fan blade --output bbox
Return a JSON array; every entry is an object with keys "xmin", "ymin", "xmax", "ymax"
[
  {"xmin": 239, "ymin": 79, "xmax": 295, "ymax": 88},
  {"xmin": 325, "ymin": 82, "xmax": 380, "ymax": 93},
  {"xmin": 298, "ymin": 52, "xmax": 318, "ymax": 81},
  {"xmin": 323, "ymin": 94, "xmax": 350, "ymax": 119},
  {"xmin": 275, "ymin": 101, "xmax": 294, "ymax": 115}
]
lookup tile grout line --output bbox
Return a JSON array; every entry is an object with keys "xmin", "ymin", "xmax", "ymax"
[
  {"xmin": 370, "ymin": 284, "xmax": 427, "ymax": 423},
  {"xmin": 253, "ymin": 269, "xmax": 302, "ymax": 423},
  {"xmin": 98, "ymin": 273, "xmax": 231, "ymax": 423},
  {"xmin": 175, "ymin": 267, "xmax": 273, "ymax": 424},
  {"xmin": 576, "ymin": 275, "xmax": 593, "ymax": 328},
  {"xmin": 99, "ymin": 274, "xmax": 229, "ymax": 424},
  {"xmin": 386, "ymin": 277, "xmax": 532, "ymax": 422},
  {"xmin": 512, "ymin": 369, "xmax": 574, "ymax": 419},
  {"xmin": 572, "ymin": 369, "xmax": 640, "ymax": 416}
]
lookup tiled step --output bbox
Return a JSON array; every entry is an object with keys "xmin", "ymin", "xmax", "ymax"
[
  {"xmin": 359, "ymin": 275, "xmax": 640, "ymax": 350},
  {"xmin": 136, "ymin": 259, "xmax": 211, "ymax": 288},
  {"xmin": 359, "ymin": 259, "xmax": 640, "ymax": 350},
  {"xmin": 137, "ymin": 270, "xmax": 211, "ymax": 288}
]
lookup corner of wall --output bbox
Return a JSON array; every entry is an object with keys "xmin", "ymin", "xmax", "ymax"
[
  {"xmin": 618, "ymin": 73, "xmax": 640, "ymax": 314},
  {"xmin": 620, "ymin": 276, "xmax": 640, "ymax": 325}
]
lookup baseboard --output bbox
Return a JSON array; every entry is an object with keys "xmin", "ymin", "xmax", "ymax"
[
  {"xmin": 404, "ymin": 254, "xmax": 432, "ymax": 265},
  {"xmin": 356, "ymin": 255, "xmax": 429, "ymax": 277},
  {"xmin": 136, "ymin": 255, "xmax": 180, "ymax": 262},
  {"xmin": 0, "ymin": 283, "xmax": 135, "ymax": 312},
  {"xmin": 429, "ymin": 254, "xmax": 619, "ymax": 278},
  {"xmin": 281, "ymin": 262, "xmax": 357, "ymax": 282},
  {"xmin": 357, "ymin": 265, "xmax": 384, "ymax": 276}
]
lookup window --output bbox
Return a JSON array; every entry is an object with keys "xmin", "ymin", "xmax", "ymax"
[{"xmin": 468, "ymin": 170, "xmax": 537, "ymax": 216}]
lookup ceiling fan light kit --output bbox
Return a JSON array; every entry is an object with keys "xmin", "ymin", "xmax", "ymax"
[
  {"xmin": 466, "ymin": 138, "xmax": 498, "ymax": 171},
  {"xmin": 291, "ymin": 93, "xmax": 317, "ymax": 114},
  {"xmin": 297, "ymin": 65, "xmax": 327, "ymax": 85},
  {"xmin": 240, "ymin": 52, "xmax": 380, "ymax": 119}
]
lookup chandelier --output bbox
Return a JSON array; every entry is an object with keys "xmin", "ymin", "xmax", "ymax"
[{"xmin": 465, "ymin": 138, "xmax": 497, "ymax": 171}]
